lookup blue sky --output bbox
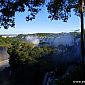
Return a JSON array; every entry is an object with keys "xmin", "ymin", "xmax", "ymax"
[{"xmin": 0, "ymin": 6, "xmax": 85, "ymax": 34}]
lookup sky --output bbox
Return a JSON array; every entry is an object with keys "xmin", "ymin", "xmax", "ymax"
[{"xmin": 0, "ymin": 6, "xmax": 85, "ymax": 34}]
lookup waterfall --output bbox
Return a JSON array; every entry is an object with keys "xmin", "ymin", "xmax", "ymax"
[
  {"xmin": 0, "ymin": 46, "xmax": 10, "ymax": 70},
  {"xmin": 0, "ymin": 46, "xmax": 9, "ymax": 61},
  {"xmin": 43, "ymin": 71, "xmax": 55, "ymax": 85}
]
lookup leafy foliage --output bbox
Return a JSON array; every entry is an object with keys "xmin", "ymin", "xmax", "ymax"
[
  {"xmin": 0, "ymin": 0, "xmax": 44, "ymax": 29},
  {"xmin": 0, "ymin": 0, "xmax": 85, "ymax": 29},
  {"xmin": 8, "ymin": 41, "xmax": 54, "ymax": 64},
  {"xmin": 0, "ymin": 36, "xmax": 23, "ymax": 47},
  {"xmin": 0, "ymin": 37, "xmax": 13, "ymax": 47},
  {"xmin": 7, "ymin": 41, "xmax": 55, "ymax": 85},
  {"xmin": 47, "ymin": 0, "xmax": 85, "ymax": 22}
]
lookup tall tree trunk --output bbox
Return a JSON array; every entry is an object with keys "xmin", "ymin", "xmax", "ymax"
[{"xmin": 80, "ymin": 0, "xmax": 84, "ymax": 80}]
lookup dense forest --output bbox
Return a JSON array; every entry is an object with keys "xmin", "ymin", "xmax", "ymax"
[
  {"xmin": 0, "ymin": 32, "xmax": 85, "ymax": 85},
  {"xmin": 0, "ymin": 32, "xmax": 81, "ymax": 47},
  {"xmin": 0, "ymin": 35, "xmax": 56, "ymax": 85},
  {"xmin": 7, "ymin": 41, "xmax": 55, "ymax": 85},
  {"xmin": 0, "ymin": 0, "xmax": 85, "ymax": 85}
]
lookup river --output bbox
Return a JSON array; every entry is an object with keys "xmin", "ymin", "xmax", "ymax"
[{"xmin": 0, "ymin": 46, "xmax": 9, "ymax": 61}]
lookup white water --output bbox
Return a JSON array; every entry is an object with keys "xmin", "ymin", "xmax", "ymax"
[{"xmin": 43, "ymin": 71, "xmax": 56, "ymax": 85}]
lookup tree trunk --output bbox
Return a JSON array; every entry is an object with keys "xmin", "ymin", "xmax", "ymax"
[{"xmin": 80, "ymin": 0, "xmax": 84, "ymax": 80}]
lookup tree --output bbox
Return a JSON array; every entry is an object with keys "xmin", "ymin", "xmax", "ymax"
[
  {"xmin": 0, "ymin": 0, "xmax": 85, "ymax": 80},
  {"xmin": 47, "ymin": 0, "xmax": 85, "ymax": 79},
  {"xmin": 0, "ymin": 0, "xmax": 44, "ymax": 29},
  {"xmin": 8, "ymin": 41, "xmax": 55, "ymax": 85},
  {"xmin": 80, "ymin": 0, "xmax": 84, "ymax": 80},
  {"xmin": 0, "ymin": 0, "xmax": 84, "ymax": 29}
]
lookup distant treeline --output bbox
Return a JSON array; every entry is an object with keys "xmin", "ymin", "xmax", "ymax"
[
  {"xmin": 0, "ymin": 36, "xmax": 14, "ymax": 47},
  {"xmin": 0, "ymin": 32, "xmax": 81, "ymax": 47},
  {"xmin": 0, "ymin": 36, "xmax": 25, "ymax": 47}
]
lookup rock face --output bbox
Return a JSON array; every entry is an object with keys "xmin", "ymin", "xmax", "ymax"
[{"xmin": 0, "ymin": 47, "xmax": 9, "ymax": 61}]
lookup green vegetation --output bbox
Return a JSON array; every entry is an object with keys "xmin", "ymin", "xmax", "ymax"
[
  {"xmin": 0, "ymin": 37, "xmax": 14, "ymax": 47},
  {"xmin": 0, "ymin": 36, "xmax": 25, "ymax": 47},
  {"xmin": 0, "ymin": 0, "xmax": 84, "ymax": 29},
  {"xmin": 0, "ymin": 33, "xmax": 84, "ymax": 85},
  {"xmin": 35, "ymin": 33, "xmax": 56, "ymax": 37},
  {"xmin": 7, "ymin": 41, "xmax": 55, "ymax": 85}
]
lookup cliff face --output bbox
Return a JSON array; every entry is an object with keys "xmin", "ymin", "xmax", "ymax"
[{"xmin": 0, "ymin": 47, "xmax": 9, "ymax": 61}]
